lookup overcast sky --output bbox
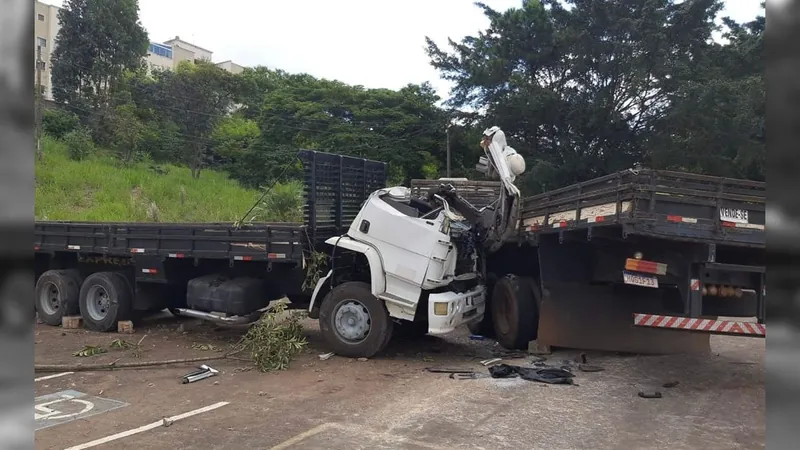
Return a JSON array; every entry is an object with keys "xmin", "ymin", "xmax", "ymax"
[{"xmin": 42, "ymin": 0, "xmax": 764, "ymax": 100}]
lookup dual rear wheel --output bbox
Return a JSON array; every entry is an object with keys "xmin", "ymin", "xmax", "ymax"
[
  {"xmin": 469, "ymin": 274, "xmax": 542, "ymax": 350},
  {"xmin": 35, "ymin": 270, "xmax": 132, "ymax": 332}
]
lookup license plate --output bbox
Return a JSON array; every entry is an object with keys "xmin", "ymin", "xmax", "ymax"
[
  {"xmin": 623, "ymin": 271, "xmax": 659, "ymax": 288},
  {"xmin": 719, "ymin": 207, "xmax": 749, "ymax": 224}
]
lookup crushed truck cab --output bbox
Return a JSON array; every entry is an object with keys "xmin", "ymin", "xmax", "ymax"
[
  {"xmin": 309, "ymin": 185, "xmax": 488, "ymax": 357},
  {"xmin": 310, "ymin": 127, "xmax": 523, "ymax": 358}
]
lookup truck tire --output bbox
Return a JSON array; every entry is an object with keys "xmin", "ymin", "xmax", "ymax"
[
  {"xmin": 467, "ymin": 274, "xmax": 498, "ymax": 338},
  {"xmin": 491, "ymin": 275, "xmax": 541, "ymax": 350},
  {"xmin": 79, "ymin": 272, "xmax": 133, "ymax": 332},
  {"xmin": 35, "ymin": 270, "xmax": 81, "ymax": 326},
  {"xmin": 319, "ymin": 281, "xmax": 393, "ymax": 358}
]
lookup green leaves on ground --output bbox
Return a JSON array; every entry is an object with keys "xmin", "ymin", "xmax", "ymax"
[{"xmin": 238, "ymin": 302, "xmax": 307, "ymax": 372}]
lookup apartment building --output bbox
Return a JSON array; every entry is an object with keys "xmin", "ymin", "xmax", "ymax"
[
  {"xmin": 146, "ymin": 36, "xmax": 245, "ymax": 74},
  {"xmin": 34, "ymin": 0, "xmax": 61, "ymax": 100}
]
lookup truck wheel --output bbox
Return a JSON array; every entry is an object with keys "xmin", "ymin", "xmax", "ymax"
[
  {"xmin": 468, "ymin": 274, "xmax": 497, "ymax": 338},
  {"xmin": 35, "ymin": 270, "xmax": 81, "ymax": 326},
  {"xmin": 79, "ymin": 272, "xmax": 133, "ymax": 332},
  {"xmin": 491, "ymin": 275, "xmax": 540, "ymax": 350},
  {"xmin": 319, "ymin": 281, "xmax": 393, "ymax": 358}
]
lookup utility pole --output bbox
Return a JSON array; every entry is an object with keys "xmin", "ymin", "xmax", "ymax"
[
  {"xmin": 446, "ymin": 125, "xmax": 451, "ymax": 178},
  {"xmin": 35, "ymin": 45, "xmax": 43, "ymax": 160}
]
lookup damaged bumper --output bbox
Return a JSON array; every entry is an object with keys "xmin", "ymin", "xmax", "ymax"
[{"xmin": 427, "ymin": 285, "xmax": 486, "ymax": 335}]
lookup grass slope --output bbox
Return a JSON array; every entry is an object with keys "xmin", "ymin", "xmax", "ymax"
[{"xmin": 35, "ymin": 136, "xmax": 262, "ymax": 223}]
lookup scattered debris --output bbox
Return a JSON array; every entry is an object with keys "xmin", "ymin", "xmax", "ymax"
[
  {"xmin": 450, "ymin": 372, "xmax": 480, "ymax": 380},
  {"xmin": 662, "ymin": 381, "xmax": 680, "ymax": 388},
  {"xmin": 110, "ymin": 339, "xmax": 134, "ymax": 350},
  {"xmin": 191, "ymin": 343, "xmax": 217, "ymax": 351},
  {"xmin": 73, "ymin": 345, "xmax": 107, "ymax": 357},
  {"xmin": 422, "ymin": 356, "xmax": 434, "ymax": 362},
  {"xmin": 425, "ymin": 368, "xmax": 476, "ymax": 374},
  {"xmin": 356, "ymin": 357, "xmax": 368, "ymax": 362},
  {"xmin": 578, "ymin": 364, "xmax": 605, "ymax": 373},
  {"xmin": 638, "ymin": 391, "xmax": 662, "ymax": 399},
  {"xmin": 488, "ymin": 363, "xmax": 575, "ymax": 385},
  {"xmin": 469, "ymin": 334, "xmax": 485, "ymax": 340},
  {"xmin": 480, "ymin": 358, "xmax": 503, "ymax": 366},
  {"xmin": 162, "ymin": 418, "xmax": 173, "ymax": 427},
  {"xmin": 181, "ymin": 364, "xmax": 219, "ymax": 384},
  {"xmin": 318, "ymin": 352, "xmax": 335, "ymax": 361},
  {"xmin": 531, "ymin": 355, "xmax": 547, "ymax": 363},
  {"xmin": 577, "ymin": 353, "xmax": 588, "ymax": 364},
  {"xmin": 236, "ymin": 302, "xmax": 307, "ymax": 372}
]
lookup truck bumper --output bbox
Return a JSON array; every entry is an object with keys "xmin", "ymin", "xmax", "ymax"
[{"xmin": 427, "ymin": 286, "xmax": 486, "ymax": 335}]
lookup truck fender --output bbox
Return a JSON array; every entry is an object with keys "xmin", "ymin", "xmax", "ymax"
[
  {"xmin": 308, "ymin": 270, "xmax": 334, "ymax": 317},
  {"xmin": 324, "ymin": 236, "xmax": 386, "ymax": 296}
]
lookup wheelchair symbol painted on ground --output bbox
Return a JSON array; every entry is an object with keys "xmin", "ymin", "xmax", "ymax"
[
  {"xmin": 35, "ymin": 393, "xmax": 95, "ymax": 420},
  {"xmin": 35, "ymin": 390, "xmax": 128, "ymax": 431}
]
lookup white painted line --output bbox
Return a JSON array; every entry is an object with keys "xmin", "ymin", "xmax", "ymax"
[
  {"xmin": 63, "ymin": 401, "xmax": 229, "ymax": 450},
  {"xmin": 35, "ymin": 372, "xmax": 73, "ymax": 382},
  {"xmin": 271, "ymin": 423, "xmax": 335, "ymax": 450}
]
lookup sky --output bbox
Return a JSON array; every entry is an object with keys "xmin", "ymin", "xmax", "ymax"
[{"xmin": 42, "ymin": 0, "xmax": 764, "ymax": 101}]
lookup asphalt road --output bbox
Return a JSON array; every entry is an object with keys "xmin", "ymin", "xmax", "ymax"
[{"xmin": 34, "ymin": 317, "xmax": 765, "ymax": 450}]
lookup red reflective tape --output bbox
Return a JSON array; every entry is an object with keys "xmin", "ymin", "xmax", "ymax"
[
  {"xmin": 267, "ymin": 253, "xmax": 286, "ymax": 259},
  {"xmin": 690, "ymin": 279, "xmax": 700, "ymax": 291},
  {"xmin": 234, "ymin": 256, "xmax": 253, "ymax": 261},
  {"xmin": 633, "ymin": 314, "xmax": 765, "ymax": 337},
  {"xmin": 667, "ymin": 215, "xmax": 682, "ymax": 223},
  {"xmin": 34, "ymin": 245, "xmax": 40, "ymax": 251},
  {"xmin": 141, "ymin": 268, "xmax": 158, "ymax": 274},
  {"xmin": 168, "ymin": 253, "xmax": 185, "ymax": 258},
  {"xmin": 131, "ymin": 248, "xmax": 145, "ymax": 254}
]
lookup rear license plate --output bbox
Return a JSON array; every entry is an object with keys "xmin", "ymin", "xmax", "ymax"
[
  {"xmin": 623, "ymin": 271, "xmax": 659, "ymax": 288},
  {"xmin": 719, "ymin": 207, "xmax": 749, "ymax": 224}
]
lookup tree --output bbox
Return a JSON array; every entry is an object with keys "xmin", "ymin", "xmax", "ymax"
[
  {"xmin": 51, "ymin": 0, "xmax": 149, "ymax": 113},
  {"xmin": 426, "ymin": 0, "xmax": 726, "ymax": 193},
  {"xmin": 647, "ymin": 7, "xmax": 765, "ymax": 180},
  {"xmin": 255, "ymin": 70, "xmax": 447, "ymax": 182},
  {"xmin": 155, "ymin": 61, "xmax": 236, "ymax": 179}
]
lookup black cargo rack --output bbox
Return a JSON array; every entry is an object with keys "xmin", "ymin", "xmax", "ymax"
[
  {"xmin": 299, "ymin": 150, "xmax": 387, "ymax": 245},
  {"xmin": 520, "ymin": 169, "xmax": 765, "ymax": 247}
]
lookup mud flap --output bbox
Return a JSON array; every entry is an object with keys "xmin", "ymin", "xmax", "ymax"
[{"xmin": 536, "ymin": 281, "xmax": 711, "ymax": 355}]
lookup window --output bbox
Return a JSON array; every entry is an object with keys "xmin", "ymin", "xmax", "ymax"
[
  {"xmin": 37, "ymin": 37, "xmax": 46, "ymax": 48},
  {"xmin": 38, "ymin": 14, "xmax": 45, "ymax": 21},
  {"xmin": 148, "ymin": 43, "xmax": 173, "ymax": 59}
]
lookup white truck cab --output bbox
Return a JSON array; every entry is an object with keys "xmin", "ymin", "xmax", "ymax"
[{"xmin": 309, "ymin": 127, "xmax": 522, "ymax": 357}]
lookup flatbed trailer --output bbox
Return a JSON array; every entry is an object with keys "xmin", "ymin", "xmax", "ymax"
[
  {"xmin": 413, "ymin": 168, "xmax": 766, "ymax": 354},
  {"xmin": 33, "ymin": 150, "xmax": 387, "ymax": 331}
]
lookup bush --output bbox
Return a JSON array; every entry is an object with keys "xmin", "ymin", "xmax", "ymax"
[
  {"xmin": 62, "ymin": 127, "xmax": 96, "ymax": 161},
  {"xmin": 254, "ymin": 181, "xmax": 303, "ymax": 222},
  {"xmin": 42, "ymin": 108, "xmax": 80, "ymax": 139}
]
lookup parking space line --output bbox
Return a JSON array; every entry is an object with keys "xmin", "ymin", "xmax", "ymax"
[
  {"xmin": 35, "ymin": 372, "xmax": 73, "ymax": 382},
  {"xmin": 270, "ymin": 422, "xmax": 453, "ymax": 450},
  {"xmin": 271, "ymin": 423, "xmax": 336, "ymax": 450},
  {"xmin": 63, "ymin": 401, "xmax": 230, "ymax": 450}
]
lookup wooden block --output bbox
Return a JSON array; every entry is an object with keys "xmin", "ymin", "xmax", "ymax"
[
  {"xmin": 62, "ymin": 316, "xmax": 82, "ymax": 329},
  {"xmin": 117, "ymin": 320, "xmax": 134, "ymax": 334},
  {"xmin": 527, "ymin": 340, "xmax": 551, "ymax": 355}
]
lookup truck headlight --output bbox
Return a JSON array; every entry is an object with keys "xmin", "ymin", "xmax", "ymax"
[{"xmin": 433, "ymin": 302, "xmax": 449, "ymax": 316}]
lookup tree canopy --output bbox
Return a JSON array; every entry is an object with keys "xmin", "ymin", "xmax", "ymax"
[
  {"xmin": 426, "ymin": 0, "xmax": 765, "ymax": 193},
  {"xmin": 45, "ymin": 0, "xmax": 764, "ymax": 196}
]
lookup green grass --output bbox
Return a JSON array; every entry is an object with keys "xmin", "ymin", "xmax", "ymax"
[{"xmin": 35, "ymin": 136, "xmax": 272, "ymax": 223}]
